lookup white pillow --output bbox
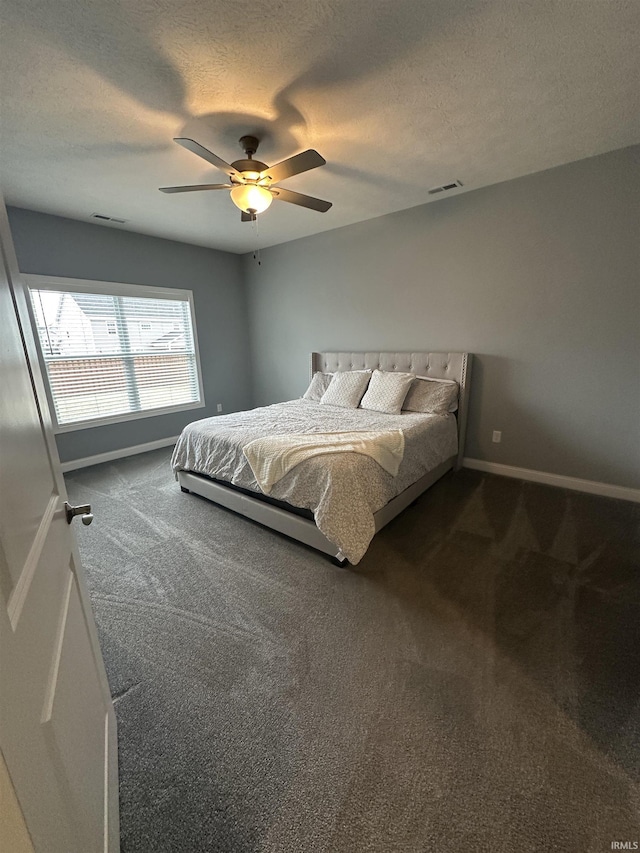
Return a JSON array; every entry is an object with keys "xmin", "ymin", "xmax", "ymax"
[
  {"xmin": 320, "ymin": 371, "xmax": 371, "ymax": 408},
  {"xmin": 403, "ymin": 376, "xmax": 459, "ymax": 414},
  {"xmin": 303, "ymin": 371, "xmax": 333, "ymax": 401},
  {"xmin": 360, "ymin": 370, "xmax": 415, "ymax": 415}
]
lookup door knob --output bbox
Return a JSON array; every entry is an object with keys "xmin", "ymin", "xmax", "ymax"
[{"xmin": 65, "ymin": 502, "xmax": 94, "ymax": 526}]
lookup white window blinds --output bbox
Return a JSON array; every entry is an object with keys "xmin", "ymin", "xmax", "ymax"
[{"xmin": 29, "ymin": 281, "xmax": 204, "ymax": 430}]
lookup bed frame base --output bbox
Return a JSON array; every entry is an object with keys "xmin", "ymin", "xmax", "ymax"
[
  {"xmin": 177, "ymin": 455, "xmax": 455, "ymax": 565},
  {"xmin": 178, "ymin": 469, "xmax": 348, "ymax": 561}
]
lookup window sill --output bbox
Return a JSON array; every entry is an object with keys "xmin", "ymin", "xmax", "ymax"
[{"xmin": 53, "ymin": 400, "xmax": 206, "ymax": 433}]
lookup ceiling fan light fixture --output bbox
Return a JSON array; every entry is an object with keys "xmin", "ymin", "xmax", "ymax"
[
  {"xmin": 230, "ymin": 184, "xmax": 273, "ymax": 214},
  {"xmin": 162, "ymin": 137, "xmax": 331, "ymax": 218}
]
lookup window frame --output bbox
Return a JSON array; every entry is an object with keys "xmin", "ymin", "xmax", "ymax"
[{"xmin": 25, "ymin": 274, "xmax": 206, "ymax": 433}]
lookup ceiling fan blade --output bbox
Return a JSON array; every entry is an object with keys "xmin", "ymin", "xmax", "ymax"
[
  {"xmin": 271, "ymin": 187, "xmax": 332, "ymax": 213},
  {"xmin": 259, "ymin": 149, "xmax": 326, "ymax": 183},
  {"xmin": 174, "ymin": 138, "xmax": 243, "ymax": 179},
  {"xmin": 159, "ymin": 183, "xmax": 232, "ymax": 193},
  {"xmin": 241, "ymin": 211, "xmax": 256, "ymax": 222}
]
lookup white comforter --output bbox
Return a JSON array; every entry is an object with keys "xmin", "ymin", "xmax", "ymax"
[{"xmin": 171, "ymin": 399, "xmax": 458, "ymax": 564}]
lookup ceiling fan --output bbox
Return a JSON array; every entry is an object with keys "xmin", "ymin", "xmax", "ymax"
[{"xmin": 159, "ymin": 135, "xmax": 332, "ymax": 221}]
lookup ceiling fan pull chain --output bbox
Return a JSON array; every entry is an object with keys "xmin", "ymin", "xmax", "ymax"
[{"xmin": 252, "ymin": 216, "xmax": 262, "ymax": 266}]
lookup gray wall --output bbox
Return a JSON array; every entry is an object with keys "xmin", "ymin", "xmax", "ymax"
[
  {"xmin": 244, "ymin": 145, "xmax": 640, "ymax": 489},
  {"xmin": 8, "ymin": 208, "xmax": 251, "ymax": 463}
]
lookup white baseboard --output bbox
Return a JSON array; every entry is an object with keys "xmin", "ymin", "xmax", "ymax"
[
  {"xmin": 463, "ymin": 458, "xmax": 640, "ymax": 503},
  {"xmin": 60, "ymin": 443, "xmax": 640, "ymax": 502},
  {"xmin": 60, "ymin": 436, "xmax": 180, "ymax": 473}
]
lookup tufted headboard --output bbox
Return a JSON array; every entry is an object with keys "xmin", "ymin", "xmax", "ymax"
[{"xmin": 310, "ymin": 351, "xmax": 472, "ymax": 469}]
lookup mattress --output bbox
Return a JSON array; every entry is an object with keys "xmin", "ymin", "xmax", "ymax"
[{"xmin": 171, "ymin": 399, "xmax": 458, "ymax": 563}]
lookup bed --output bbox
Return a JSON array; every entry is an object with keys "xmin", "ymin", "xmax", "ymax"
[{"xmin": 172, "ymin": 351, "xmax": 472, "ymax": 565}]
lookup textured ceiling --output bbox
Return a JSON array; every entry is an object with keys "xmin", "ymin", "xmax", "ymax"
[{"xmin": 1, "ymin": 0, "xmax": 639, "ymax": 254}]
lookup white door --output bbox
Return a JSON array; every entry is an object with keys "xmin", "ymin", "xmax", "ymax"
[{"xmin": 0, "ymin": 196, "xmax": 119, "ymax": 852}]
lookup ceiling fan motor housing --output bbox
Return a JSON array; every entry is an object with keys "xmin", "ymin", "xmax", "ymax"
[
  {"xmin": 230, "ymin": 159, "xmax": 269, "ymax": 177},
  {"xmin": 232, "ymin": 136, "xmax": 270, "ymax": 181}
]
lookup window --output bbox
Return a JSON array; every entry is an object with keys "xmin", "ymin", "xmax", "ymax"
[{"xmin": 27, "ymin": 275, "xmax": 205, "ymax": 431}]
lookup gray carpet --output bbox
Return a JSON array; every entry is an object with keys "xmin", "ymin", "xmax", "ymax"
[{"xmin": 65, "ymin": 449, "xmax": 640, "ymax": 853}]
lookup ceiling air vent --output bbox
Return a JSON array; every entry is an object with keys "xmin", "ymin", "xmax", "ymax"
[
  {"xmin": 428, "ymin": 180, "xmax": 463, "ymax": 195},
  {"xmin": 90, "ymin": 213, "xmax": 127, "ymax": 224}
]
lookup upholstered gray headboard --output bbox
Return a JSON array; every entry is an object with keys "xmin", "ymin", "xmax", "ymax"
[{"xmin": 310, "ymin": 351, "xmax": 472, "ymax": 469}]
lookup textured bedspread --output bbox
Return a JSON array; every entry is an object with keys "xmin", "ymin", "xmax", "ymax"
[
  {"xmin": 171, "ymin": 399, "xmax": 458, "ymax": 563},
  {"xmin": 243, "ymin": 429, "xmax": 405, "ymax": 494}
]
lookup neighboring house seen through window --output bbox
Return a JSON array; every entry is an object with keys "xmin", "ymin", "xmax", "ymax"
[{"xmin": 27, "ymin": 275, "xmax": 205, "ymax": 431}]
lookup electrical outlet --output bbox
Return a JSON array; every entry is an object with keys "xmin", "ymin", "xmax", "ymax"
[
  {"xmin": 217, "ymin": 403, "xmax": 223, "ymax": 413},
  {"xmin": 492, "ymin": 430, "xmax": 502, "ymax": 444}
]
